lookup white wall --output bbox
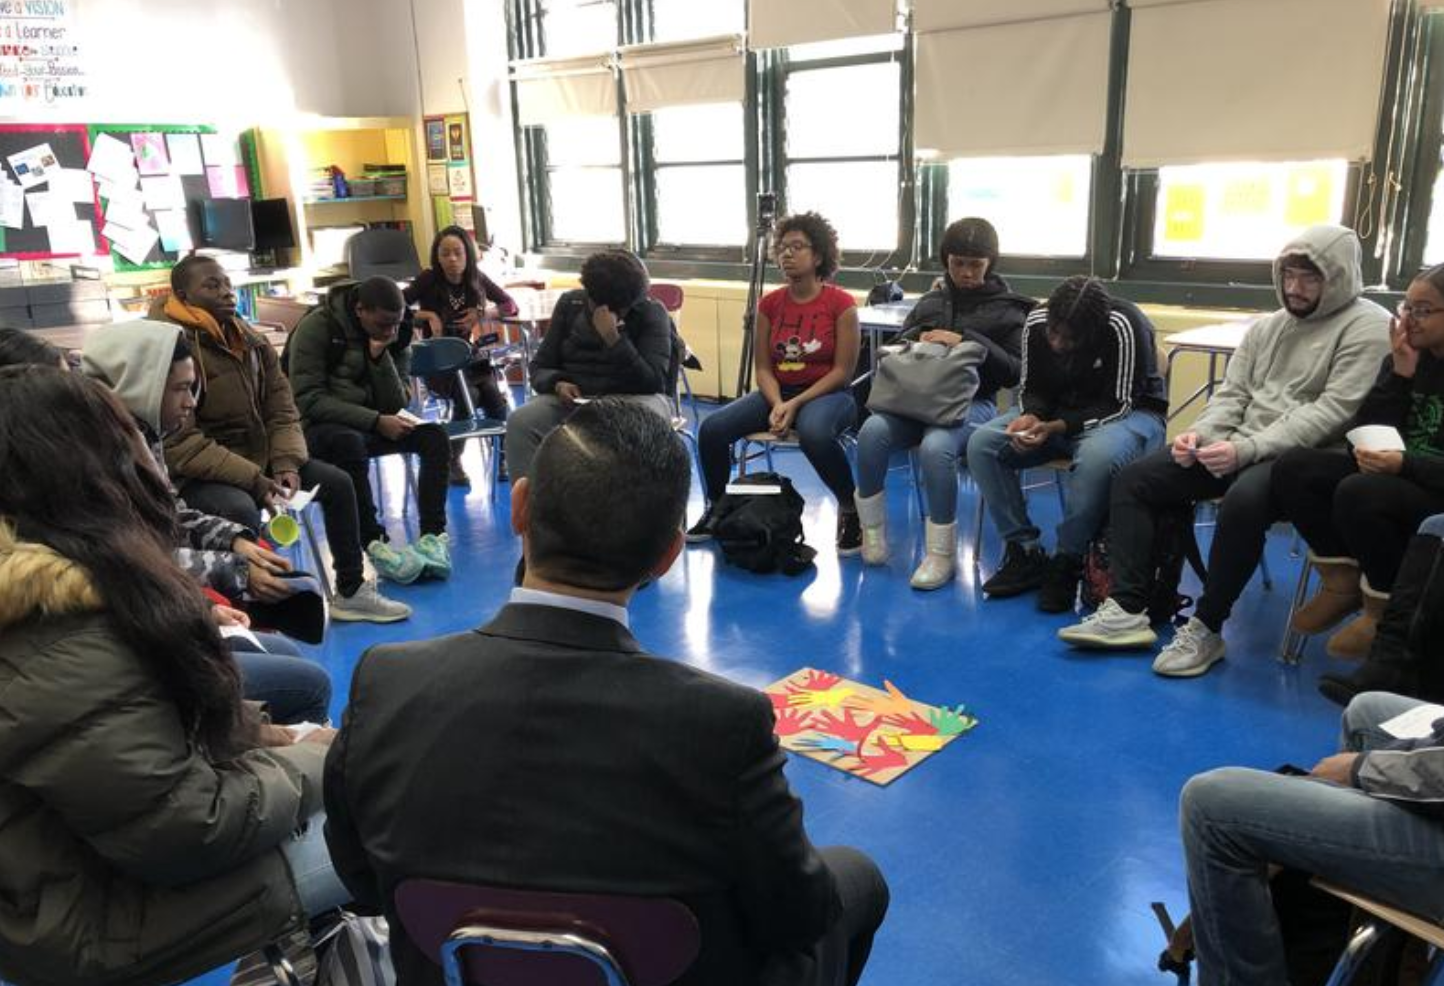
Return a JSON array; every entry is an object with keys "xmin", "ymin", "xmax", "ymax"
[{"xmin": 3, "ymin": 0, "xmax": 416, "ymax": 126}]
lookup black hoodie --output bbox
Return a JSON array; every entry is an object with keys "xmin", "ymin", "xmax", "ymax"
[{"xmin": 897, "ymin": 272, "xmax": 1035, "ymax": 403}]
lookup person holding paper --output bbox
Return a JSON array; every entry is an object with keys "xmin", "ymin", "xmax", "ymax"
[
  {"xmin": 406, "ymin": 224, "xmax": 518, "ymax": 485},
  {"xmin": 290, "ymin": 277, "xmax": 453, "ymax": 582},
  {"xmin": 1268, "ymin": 263, "xmax": 1444, "ymax": 660},
  {"xmin": 1060, "ymin": 226, "xmax": 1391, "ymax": 677},
  {"xmin": 1180, "ymin": 690, "xmax": 1444, "ymax": 984},
  {"xmin": 0, "ymin": 365, "xmax": 347, "ymax": 986},
  {"xmin": 324, "ymin": 401, "xmax": 888, "ymax": 986},
  {"xmin": 505, "ymin": 248, "xmax": 676, "ymax": 483},
  {"xmin": 157, "ymin": 256, "xmax": 411, "ymax": 623}
]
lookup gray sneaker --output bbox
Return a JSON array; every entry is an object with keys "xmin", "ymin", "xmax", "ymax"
[
  {"xmin": 1152, "ymin": 617, "xmax": 1226, "ymax": 677},
  {"xmin": 331, "ymin": 580, "xmax": 412, "ymax": 623},
  {"xmin": 1057, "ymin": 598, "xmax": 1159, "ymax": 649}
]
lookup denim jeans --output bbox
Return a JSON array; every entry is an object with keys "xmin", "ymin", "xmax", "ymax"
[
  {"xmin": 697, "ymin": 388, "xmax": 857, "ymax": 504},
  {"xmin": 1181, "ymin": 691, "xmax": 1444, "ymax": 985},
  {"xmin": 853, "ymin": 401, "xmax": 996, "ymax": 525},
  {"xmin": 965, "ymin": 407, "xmax": 1166, "ymax": 557},
  {"xmin": 229, "ymin": 633, "xmax": 333, "ymax": 725},
  {"xmin": 281, "ymin": 813, "xmax": 351, "ymax": 916},
  {"xmin": 505, "ymin": 393, "xmax": 674, "ymax": 481}
]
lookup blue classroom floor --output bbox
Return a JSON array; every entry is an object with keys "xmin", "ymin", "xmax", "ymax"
[{"xmin": 207, "ymin": 401, "xmax": 1364, "ymax": 986}]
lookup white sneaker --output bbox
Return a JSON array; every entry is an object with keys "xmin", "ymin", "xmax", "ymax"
[
  {"xmin": 1152, "ymin": 618, "xmax": 1226, "ymax": 677},
  {"xmin": 331, "ymin": 580, "xmax": 412, "ymax": 623},
  {"xmin": 1057, "ymin": 598, "xmax": 1158, "ymax": 650}
]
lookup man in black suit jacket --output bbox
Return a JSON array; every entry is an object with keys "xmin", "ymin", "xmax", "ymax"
[{"xmin": 324, "ymin": 400, "xmax": 888, "ymax": 986}]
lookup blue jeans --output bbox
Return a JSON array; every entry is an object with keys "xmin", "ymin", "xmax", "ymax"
[
  {"xmin": 281, "ymin": 813, "xmax": 351, "ymax": 916},
  {"xmin": 230, "ymin": 633, "xmax": 333, "ymax": 725},
  {"xmin": 854, "ymin": 401, "xmax": 996, "ymax": 524},
  {"xmin": 697, "ymin": 388, "xmax": 857, "ymax": 504},
  {"xmin": 965, "ymin": 407, "xmax": 1165, "ymax": 557},
  {"xmin": 1181, "ymin": 692, "xmax": 1444, "ymax": 985}
]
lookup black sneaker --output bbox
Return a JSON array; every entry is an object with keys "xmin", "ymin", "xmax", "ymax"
[
  {"xmin": 1037, "ymin": 552, "xmax": 1083, "ymax": 613},
  {"xmin": 686, "ymin": 505, "xmax": 720, "ymax": 543},
  {"xmin": 836, "ymin": 510, "xmax": 862, "ymax": 556},
  {"xmin": 1318, "ymin": 662, "xmax": 1416, "ymax": 708},
  {"xmin": 982, "ymin": 542, "xmax": 1047, "ymax": 597}
]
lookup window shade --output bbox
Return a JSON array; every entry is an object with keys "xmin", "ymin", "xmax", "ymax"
[
  {"xmin": 912, "ymin": 0, "xmax": 1109, "ymax": 31},
  {"xmin": 914, "ymin": 12, "xmax": 1112, "ymax": 158},
  {"xmin": 747, "ymin": 0, "xmax": 896, "ymax": 49},
  {"xmin": 511, "ymin": 54, "xmax": 617, "ymax": 125},
  {"xmin": 1122, "ymin": 0, "xmax": 1391, "ymax": 167},
  {"xmin": 618, "ymin": 36, "xmax": 745, "ymax": 112}
]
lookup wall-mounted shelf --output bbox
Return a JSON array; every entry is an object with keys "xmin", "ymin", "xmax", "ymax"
[{"xmin": 305, "ymin": 195, "xmax": 408, "ymax": 205}]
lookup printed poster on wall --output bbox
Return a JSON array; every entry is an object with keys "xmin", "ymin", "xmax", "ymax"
[
  {"xmin": 425, "ymin": 118, "xmax": 446, "ymax": 162},
  {"xmin": 0, "ymin": 0, "xmax": 87, "ymax": 113}
]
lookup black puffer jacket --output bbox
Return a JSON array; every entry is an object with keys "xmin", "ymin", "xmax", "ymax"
[
  {"xmin": 898, "ymin": 273, "xmax": 1034, "ymax": 402},
  {"xmin": 529, "ymin": 289, "xmax": 674, "ymax": 397}
]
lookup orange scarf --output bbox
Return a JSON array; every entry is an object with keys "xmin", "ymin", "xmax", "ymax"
[{"xmin": 163, "ymin": 295, "xmax": 245, "ymax": 360}]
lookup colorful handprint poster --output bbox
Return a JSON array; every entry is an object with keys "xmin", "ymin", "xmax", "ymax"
[{"xmin": 764, "ymin": 669, "xmax": 977, "ymax": 786}]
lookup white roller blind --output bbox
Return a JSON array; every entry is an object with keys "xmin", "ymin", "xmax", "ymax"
[
  {"xmin": 914, "ymin": 12, "xmax": 1112, "ymax": 158},
  {"xmin": 618, "ymin": 36, "xmax": 745, "ymax": 112},
  {"xmin": 1123, "ymin": 0, "xmax": 1391, "ymax": 167},
  {"xmin": 913, "ymin": 0, "xmax": 1109, "ymax": 31},
  {"xmin": 747, "ymin": 0, "xmax": 896, "ymax": 49},
  {"xmin": 511, "ymin": 54, "xmax": 617, "ymax": 125}
]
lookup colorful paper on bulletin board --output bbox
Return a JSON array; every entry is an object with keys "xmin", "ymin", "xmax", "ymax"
[
  {"xmin": 0, "ymin": 124, "xmax": 104, "ymax": 260},
  {"xmin": 1222, "ymin": 178, "xmax": 1270, "ymax": 216},
  {"xmin": 764, "ymin": 669, "xmax": 977, "ymax": 786},
  {"xmin": 130, "ymin": 132, "xmax": 170, "ymax": 176},
  {"xmin": 1285, "ymin": 166, "xmax": 1334, "ymax": 226},
  {"xmin": 88, "ymin": 124, "xmax": 216, "ymax": 271},
  {"xmin": 206, "ymin": 164, "xmax": 249, "ymax": 199},
  {"xmin": 446, "ymin": 117, "xmax": 468, "ymax": 162},
  {"xmin": 425, "ymin": 118, "xmax": 447, "ymax": 161},
  {"xmin": 1163, "ymin": 183, "xmax": 1206, "ymax": 242},
  {"xmin": 427, "ymin": 163, "xmax": 448, "ymax": 196}
]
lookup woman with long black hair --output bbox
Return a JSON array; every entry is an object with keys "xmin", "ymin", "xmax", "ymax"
[{"xmin": 0, "ymin": 367, "xmax": 346, "ymax": 986}]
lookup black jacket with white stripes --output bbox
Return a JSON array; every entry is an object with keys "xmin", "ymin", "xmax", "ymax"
[{"xmin": 1017, "ymin": 297, "xmax": 1168, "ymax": 436}]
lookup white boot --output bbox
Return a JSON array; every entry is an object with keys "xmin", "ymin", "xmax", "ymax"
[
  {"xmin": 910, "ymin": 520, "xmax": 957, "ymax": 590},
  {"xmin": 853, "ymin": 490, "xmax": 889, "ymax": 565}
]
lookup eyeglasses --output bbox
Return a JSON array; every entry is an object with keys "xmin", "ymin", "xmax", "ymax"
[
  {"xmin": 775, "ymin": 240, "xmax": 812, "ymax": 256},
  {"xmin": 1399, "ymin": 301, "xmax": 1442, "ymax": 320}
]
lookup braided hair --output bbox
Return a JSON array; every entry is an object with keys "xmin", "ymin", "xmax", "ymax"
[{"xmin": 1045, "ymin": 275, "xmax": 1113, "ymax": 353}]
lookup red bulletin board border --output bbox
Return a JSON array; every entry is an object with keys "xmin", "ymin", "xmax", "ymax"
[{"xmin": 0, "ymin": 122, "xmax": 107, "ymax": 261}]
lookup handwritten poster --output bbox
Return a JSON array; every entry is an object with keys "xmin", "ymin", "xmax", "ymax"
[{"xmin": 0, "ymin": 0, "xmax": 87, "ymax": 112}]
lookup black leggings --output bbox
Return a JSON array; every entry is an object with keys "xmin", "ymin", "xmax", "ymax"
[{"xmin": 1271, "ymin": 447, "xmax": 1444, "ymax": 592}]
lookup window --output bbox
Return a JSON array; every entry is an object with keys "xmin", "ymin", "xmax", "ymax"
[
  {"xmin": 541, "ymin": 116, "xmax": 626, "ymax": 244},
  {"xmin": 649, "ymin": 0, "xmax": 743, "ymax": 43},
  {"xmin": 782, "ymin": 50, "xmax": 903, "ymax": 257},
  {"xmin": 946, "ymin": 156, "xmax": 1092, "ymax": 258},
  {"xmin": 538, "ymin": 0, "xmax": 618, "ymax": 56},
  {"xmin": 650, "ymin": 103, "xmax": 747, "ymax": 246},
  {"xmin": 1150, "ymin": 160, "xmax": 1350, "ymax": 262}
]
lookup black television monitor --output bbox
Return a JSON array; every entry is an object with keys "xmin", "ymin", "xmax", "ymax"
[
  {"xmin": 251, "ymin": 198, "xmax": 296, "ymax": 251},
  {"xmin": 200, "ymin": 198, "xmax": 255, "ymax": 251}
]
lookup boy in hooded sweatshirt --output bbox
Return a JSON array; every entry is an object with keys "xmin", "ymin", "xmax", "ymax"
[{"xmin": 1060, "ymin": 224, "xmax": 1392, "ymax": 678}]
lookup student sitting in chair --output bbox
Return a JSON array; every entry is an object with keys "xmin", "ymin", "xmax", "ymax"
[
  {"xmin": 1271, "ymin": 263, "xmax": 1444, "ymax": 661},
  {"xmin": 1059, "ymin": 226, "xmax": 1391, "ymax": 677},
  {"xmin": 156, "ymin": 256, "xmax": 409, "ymax": 622},
  {"xmin": 852, "ymin": 217, "xmax": 1033, "ymax": 589},
  {"xmin": 0, "ymin": 366, "xmax": 346, "ymax": 986},
  {"xmin": 290, "ymin": 276, "xmax": 452, "ymax": 584},
  {"xmin": 688, "ymin": 211, "xmax": 863, "ymax": 554},
  {"xmin": 405, "ymin": 224, "xmax": 518, "ymax": 485},
  {"xmin": 966, "ymin": 275, "xmax": 1168, "ymax": 611},
  {"xmin": 324, "ymin": 400, "xmax": 889, "ymax": 986},
  {"xmin": 503, "ymin": 248, "xmax": 676, "ymax": 481}
]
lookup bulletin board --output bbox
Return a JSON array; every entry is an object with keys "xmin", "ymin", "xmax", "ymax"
[
  {"xmin": 426, "ymin": 112, "xmax": 476, "ymax": 236},
  {"xmin": 0, "ymin": 123, "xmax": 103, "ymax": 260},
  {"xmin": 87, "ymin": 123, "xmax": 243, "ymax": 271}
]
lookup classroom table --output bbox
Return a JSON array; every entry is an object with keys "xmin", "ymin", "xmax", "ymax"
[
  {"xmin": 497, "ymin": 288, "xmax": 567, "ymax": 398},
  {"xmin": 1162, "ymin": 319, "xmax": 1255, "ymax": 421},
  {"xmin": 855, "ymin": 301, "xmax": 915, "ymax": 372}
]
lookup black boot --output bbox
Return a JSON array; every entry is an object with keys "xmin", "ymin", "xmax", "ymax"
[
  {"xmin": 1317, "ymin": 531, "xmax": 1439, "ymax": 706},
  {"xmin": 1037, "ymin": 552, "xmax": 1083, "ymax": 613}
]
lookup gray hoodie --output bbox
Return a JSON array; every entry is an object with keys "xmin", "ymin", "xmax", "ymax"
[
  {"xmin": 1192, "ymin": 224, "xmax": 1391, "ymax": 468},
  {"xmin": 81, "ymin": 320, "xmax": 253, "ymax": 598}
]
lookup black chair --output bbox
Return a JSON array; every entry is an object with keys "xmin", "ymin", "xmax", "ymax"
[
  {"xmin": 344, "ymin": 228, "xmax": 422, "ymax": 282},
  {"xmin": 394, "ymin": 878, "xmax": 700, "ymax": 986}
]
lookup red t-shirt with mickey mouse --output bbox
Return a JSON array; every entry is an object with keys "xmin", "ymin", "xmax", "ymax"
[{"xmin": 759, "ymin": 283, "xmax": 856, "ymax": 388}]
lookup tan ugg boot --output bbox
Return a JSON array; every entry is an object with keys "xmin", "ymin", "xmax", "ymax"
[
  {"xmin": 910, "ymin": 520, "xmax": 957, "ymax": 590},
  {"xmin": 854, "ymin": 490, "xmax": 889, "ymax": 565},
  {"xmin": 1325, "ymin": 576, "xmax": 1388, "ymax": 660},
  {"xmin": 1290, "ymin": 556, "xmax": 1362, "ymax": 634}
]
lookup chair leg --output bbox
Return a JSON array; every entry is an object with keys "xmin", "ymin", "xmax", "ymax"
[
  {"xmin": 1322, "ymin": 921, "xmax": 1389, "ymax": 986},
  {"xmin": 1279, "ymin": 555, "xmax": 1315, "ymax": 665},
  {"xmin": 909, "ymin": 450, "xmax": 925, "ymax": 520},
  {"xmin": 301, "ymin": 507, "xmax": 334, "ymax": 601}
]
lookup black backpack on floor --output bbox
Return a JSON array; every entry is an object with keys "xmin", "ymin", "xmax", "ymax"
[
  {"xmin": 712, "ymin": 472, "xmax": 816, "ymax": 576},
  {"xmin": 1082, "ymin": 506, "xmax": 1206, "ymax": 625}
]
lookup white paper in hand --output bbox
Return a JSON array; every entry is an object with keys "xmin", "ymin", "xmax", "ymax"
[
  {"xmin": 218, "ymin": 624, "xmax": 266, "ymax": 651},
  {"xmin": 283, "ymin": 485, "xmax": 322, "ymax": 511},
  {"xmin": 1380, "ymin": 702, "xmax": 1444, "ymax": 740},
  {"xmin": 396, "ymin": 408, "xmax": 425, "ymax": 425},
  {"xmin": 1347, "ymin": 425, "xmax": 1406, "ymax": 452}
]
